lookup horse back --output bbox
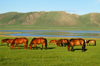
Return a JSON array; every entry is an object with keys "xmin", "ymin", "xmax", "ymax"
[
  {"xmin": 69, "ymin": 39, "xmax": 84, "ymax": 46},
  {"xmin": 32, "ymin": 38, "xmax": 45, "ymax": 44},
  {"xmin": 88, "ymin": 40, "xmax": 95, "ymax": 43},
  {"xmin": 14, "ymin": 37, "xmax": 28, "ymax": 44},
  {"xmin": 56, "ymin": 39, "xmax": 62, "ymax": 44},
  {"xmin": 50, "ymin": 40, "xmax": 57, "ymax": 43},
  {"xmin": 7, "ymin": 39, "xmax": 14, "ymax": 43},
  {"xmin": 61, "ymin": 39, "xmax": 68, "ymax": 43}
]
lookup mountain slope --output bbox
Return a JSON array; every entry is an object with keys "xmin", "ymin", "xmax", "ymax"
[{"xmin": 0, "ymin": 11, "xmax": 100, "ymax": 29}]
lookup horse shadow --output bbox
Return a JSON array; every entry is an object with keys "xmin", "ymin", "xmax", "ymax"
[
  {"xmin": 87, "ymin": 45, "xmax": 96, "ymax": 46},
  {"xmin": 70, "ymin": 48, "xmax": 87, "ymax": 52},
  {"xmin": 0, "ymin": 44, "xmax": 7, "ymax": 46},
  {"xmin": 27, "ymin": 47, "xmax": 56, "ymax": 50}
]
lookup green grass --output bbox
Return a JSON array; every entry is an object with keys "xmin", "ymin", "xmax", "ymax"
[
  {"xmin": 0, "ymin": 36, "xmax": 100, "ymax": 66},
  {"xmin": 1, "ymin": 25, "xmax": 100, "ymax": 31}
]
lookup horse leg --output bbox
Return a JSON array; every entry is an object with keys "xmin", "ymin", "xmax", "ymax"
[
  {"xmin": 71, "ymin": 46, "xmax": 74, "ymax": 51},
  {"xmin": 67, "ymin": 44, "xmax": 70, "ymax": 51},
  {"xmin": 82, "ymin": 45, "xmax": 85, "ymax": 52},
  {"xmin": 14, "ymin": 43, "xmax": 17, "ymax": 49},
  {"xmin": 23, "ymin": 43, "xmax": 25, "ymax": 49},
  {"xmin": 33, "ymin": 44, "xmax": 36, "ymax": 50},
  {"xmin": 7, "ymin": 43, "xmax": 9, "ymax": 47},
  {"xmin": 36, "ymin": 45, "xmax": 38, "ymax": 50},
  {"xmin": 41, "ymin": 44, "xmax": 43, "ymax": 50},
  {"xmin": 17, "ymin": 44, "xmax": 19, "ymax": 49},
  {"xmin": 57, "ymin": 43, "xmax": 60, "ymax": 47},
  {"xmin": 24, "ymin": 43, "xmax": 27, "ymax": 49},
  {"xmin": 82, "ymin": 46, "xmax": 84, "ymax": 52}
]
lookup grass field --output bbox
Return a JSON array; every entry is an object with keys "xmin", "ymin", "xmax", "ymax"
[
  {"xmin": 1, "ymin": 25, "xmax": 100, "ymax": 31},
  {"xmin": 0, "ymin": 35, "xmax": 100, "ymax": 66}
]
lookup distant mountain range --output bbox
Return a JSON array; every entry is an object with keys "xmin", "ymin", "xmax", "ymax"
[{"xmin": 0, "ymin": 11, "xmax": 100, "ymax": 30}]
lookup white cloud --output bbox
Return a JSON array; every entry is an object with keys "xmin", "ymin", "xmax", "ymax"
[{"xmin": 96, "ymin": 0, "xmax": 100, "ymax": 4}]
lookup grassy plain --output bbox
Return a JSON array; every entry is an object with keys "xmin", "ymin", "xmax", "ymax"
[
  {"xmin": 0, "ymin": 35, "xmax": 100, "ymax": 66},
  {"xmin": 1, "ymin": 25, "xmax": 100, "ymax": 31}
]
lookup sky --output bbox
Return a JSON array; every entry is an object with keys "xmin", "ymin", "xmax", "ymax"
[{"xmin": 0, "ymin": 0, "xmax": 100, "ymax": 15}]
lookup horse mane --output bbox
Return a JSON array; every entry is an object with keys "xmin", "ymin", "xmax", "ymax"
[
  {"xmin": 2, "ymin": 39, "xmax": 9, "ymax": 40},
  {"xmin": 31, "ymin": 38, "xmax": 36, "ymax": 41},
  {"xmin": 29, "ymin": 38, "xmax": 36, "ymax": 46},
  {"xmin": 11, "ymin": 38, "xmax": 18, "ymax": 45}
]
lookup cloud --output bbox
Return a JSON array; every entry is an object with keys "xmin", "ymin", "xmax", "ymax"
[{"xmin": 96, "ymin": 0, "xmax": 100, "ymax": 4}]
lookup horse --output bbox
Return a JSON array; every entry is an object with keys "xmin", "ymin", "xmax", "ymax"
[
  {"xmin": 56, "ymin": 39, "xmax": 62, "ymax": 47},
  {"xmin": 86, "ymin": 40, "xmax": 96, "ymax": 46},
  {"xmin": 29, "ymin": 37, "xmax": 47, "ymax": 50},
  {"xmin": 56, "ymin": 39, "xmax": 68, "ymax": 47},
  {"xmin": 1, "ymin": 39, "xmax": 14, "ymax": 47},
  {"xmin": 10, "ymin": 37, "xmax": 28, "ymax": 49},
  {"xmin": 49, "ymin": 40, "xmax": 57, "ymax": 45},
  {"xmin": 67, "ymin": 38, "xmax": 86, "ymax": 52}
]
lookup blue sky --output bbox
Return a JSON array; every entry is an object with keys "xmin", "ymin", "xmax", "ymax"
[{"xmin": 0, "ymin": 0, "xmax": 100, "ymax": 15}]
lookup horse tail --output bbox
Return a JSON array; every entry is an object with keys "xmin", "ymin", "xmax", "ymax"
[
  {"xmin": 67, "ymin": 44, "xmax": 70, "ymax": 51},
  {"xmin": 83, "ymin": 39, "xmax": 86, "ymax": 51},
  {"xmin": 44, "ymin": 38, "xmax": 47, "ymax": 50},
  {"xmin": 95, "ymin": 40, "xmax": 96, "ymax": 46}
]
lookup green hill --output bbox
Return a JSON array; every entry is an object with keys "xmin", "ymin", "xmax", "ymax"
[{"xmin": 0, "ymin": 11, "xmax": 100, "ymax": 30}]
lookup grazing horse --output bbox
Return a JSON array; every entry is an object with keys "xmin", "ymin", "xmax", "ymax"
[
  {"xmin": 49, "ymin": 40, "xmax": 57, "ymax": 45},
  {"xmin": 10, "ymin": 37, "xmax": 28, "ymax": 49},
  {"xmin": 56, "ymin": 39, "xmax": 62, "ymax": 47},
  {"xmin": 29, "ymin": 37, "xmax": 47, "ymax": 50},
  {"xmin": 67, "ymin": 38, "xmax": 86, "ymax": 52},
  {"xmin": 86, "ymin": 40, "xmax": 96, "ymax": 46},
  {"xmin": 56, "ymin": 39, "xmax": 68, "ymax": 47},
  {"xmin": 1, "ymin": 39, "xmax": 14, "ymax": 47}
]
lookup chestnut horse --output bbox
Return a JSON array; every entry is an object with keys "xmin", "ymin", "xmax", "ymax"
[
  {"xmin": 56, "ymin": 39, "xmax": 68, "ymax": 47},
  {"xmin": 1, "ymin": 39, "xmax": 14, "ymax": 47},
  {"xmin": 49, "ymin": 40, "xmax": 57, "ymax": 45},
  {"xmin": 29, "ymin": 37, "xmax": 47, "ymax": 50},
  {"xmin": 86, "ymin": 40, "xmax": 96, "ymax": 46},
  {"xmin": 67, "ymin": 38, "xmax": 86, "ymax": 52},
  {"xmin": 10, "ymin": 37, "xmax": 28, "ymax": 49}
]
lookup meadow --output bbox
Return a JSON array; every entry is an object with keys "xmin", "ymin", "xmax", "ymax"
[{"xmin": 0, "ymin": 35, "xmax": 100, "ymax": 66}]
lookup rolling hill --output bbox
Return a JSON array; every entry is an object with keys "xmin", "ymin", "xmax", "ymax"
[{"xmin": 0, "ymin": 11, "xmax": 100, "ymax": 30}]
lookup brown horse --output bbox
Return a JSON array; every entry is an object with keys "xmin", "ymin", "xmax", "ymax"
[
  {"xmin": 29, "ymin": 37, "xmax": 47, "ymax": 50},
  {"xmin": 49, "ymin": 40, "xmax": 57, "ymax": 45},
  {"xmin": 10, "ymin": 37, "xmax": 28, "ymax": 49},
  {"xmin": 1, "ymin": 39, "xmax": 14, "ymax": 47},
  {"xmin": 56, "ymin": 39, "xmax": 68, "ymax": 47},
  {"xmin": 67, "ymin": 38, "xmax": 86, "ymax": 52},
  {"xmin": 86, "ymin": 40, "xmax": 96, "ymax": 46}
]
